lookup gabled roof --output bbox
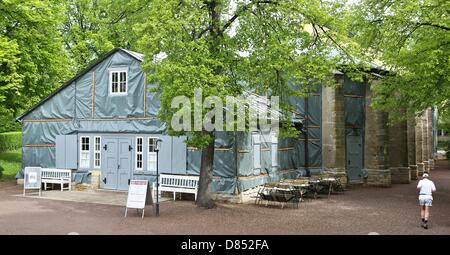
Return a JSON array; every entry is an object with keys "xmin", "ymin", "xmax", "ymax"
[{"xmin": 16, "ymin": 48, "xmax": 144, "ymax": 121}]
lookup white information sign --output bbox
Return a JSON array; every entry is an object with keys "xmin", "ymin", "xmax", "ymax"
[
  {"xmin": 24, "ymin": 167, "xmax": 42, "ymax": 196},
  {"xmin": 125, "ymin": 180, "xmax": 152, "ymax": 218}
]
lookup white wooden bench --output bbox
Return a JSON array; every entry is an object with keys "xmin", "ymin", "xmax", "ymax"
[
  {"xmin": 153, "ymin": 174, "xmax": 199, "ymax": 201},
  {"xmin": 41, "ymin": 168, "xmax": 72, "ymax": 191}
]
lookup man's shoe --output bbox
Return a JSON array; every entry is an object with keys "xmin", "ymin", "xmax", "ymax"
[{"xmin": 423, "ymin": 223, "xmax": 428, "ymax": 229}]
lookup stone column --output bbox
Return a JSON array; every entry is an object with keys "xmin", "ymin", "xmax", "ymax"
[
  {"xmin": 388, "ymin": 114, "xmax": 411, "ymax": 184},
  {"xmin": 364, "ymin": 81, "xmax": 391, "ymax": 187},
  {"xmin": 427, "ymin": 108, "xmax": 435, "ymax": 171},
  {"xmin": 322, "ymin": 82, "xmax": 346, "ymax": 186},
  {"xmin": 407, "ymin": 118, "xmax": 418, "ymax": 180},
  {"xmin": 415, "ymin": 116, "xmax": 424, "ymax": 176},
  {"xmin": 422, "ymin": 111, "xmax": 430, "ymax": 172}
]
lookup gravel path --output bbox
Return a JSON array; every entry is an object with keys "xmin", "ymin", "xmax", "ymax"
[{"xmin": 1, "ymin": 161, "xmax": 449, "ymax": 235}]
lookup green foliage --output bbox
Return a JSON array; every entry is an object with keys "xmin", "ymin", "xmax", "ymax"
[
  {"xmin": 0, "ymin": 132, "xmax": 22, "ymax": 153},
  {"xmin": 0, "ymin": 165, "xmax": 3, "ymax": 179},
  {"xmin": 0, "ymin": 0, "xmax": 148, "ymax": 125},
  {"xmin": 0, "ymin": 149, "xmax": 22, "ymax": 180},
  {"xmin": 137, "ymin": 0, "xmax": 358, "ymax": 147},
  {"xmin": 62, "ymin": 0, "xmax": 148, "ymax": 72},
  {"xmin": 351, "ymin": 0, "xmax": 450, "ymax": 121},
  {"xmin": 0, "ymin": 0, "xmax": 71, "ymax": 118},
  {"xmin": 437, "ymin": 140, "xmax": 448, "ymax": 150},
  {"xmin": 0, "ymin": 109, "xmax": 21, "ymax": 133},
  {"xmin": 438, "ymin": 106, "xmax": 450, "ymax": 133}
]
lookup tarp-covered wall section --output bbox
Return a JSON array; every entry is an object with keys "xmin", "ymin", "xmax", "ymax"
[
  {"xmin": 343, "ymin": 75, "xmax": 366, "ymax": 178},
  {"xmin": 19, "ymin": 49, "xmax": 326, "ymax": 194},
  {"xmin": 19, "ymin": 51, "xmax": 163, "ymax": 181}
]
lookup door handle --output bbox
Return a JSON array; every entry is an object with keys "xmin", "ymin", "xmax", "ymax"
[
  {"xmin": 103, "ymin": 177, "xmax": 107, "ymax": 184},
  {"xmin": 118, "ymin": 164, "xmax": 120, "ymax": 169},
  {"xmin": 128, "ymin": 179, "xmax": 130, "ymax": 185},
  {"xmin": 348, "ymin": 160, "xmax": 350, "ymax": 165},
  {"xmin": 129, "ymin": 145, "xmax": 133, "ymax": 151},
  {"xmin": 103, "ymin": 144, "xmax": 107, "ymax": 151}
]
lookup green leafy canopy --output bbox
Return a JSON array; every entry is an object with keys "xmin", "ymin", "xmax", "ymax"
[
  {"xmin": 136, "ymin": 0, "xmax": 359, "ymax": 147},
  {"xmin": 351, "ymin": 0, "xmax": 450, "ymax": 121}
]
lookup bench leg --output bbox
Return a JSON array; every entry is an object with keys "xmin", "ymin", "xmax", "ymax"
[
  {"xmin": 61, "ymin": 182, "xmax": 63, "ymax": 191},
  {"xmin": 173, "ymin": 192, "xmax": 176, "ymax": 201}
]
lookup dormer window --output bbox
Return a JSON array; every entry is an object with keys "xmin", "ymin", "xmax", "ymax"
[{"xmin": 109, "ymin": 68, "xmax": 128, "ymax": 95}]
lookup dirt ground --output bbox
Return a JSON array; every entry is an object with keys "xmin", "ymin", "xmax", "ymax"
[{"xmin": 1, "ymin": 161, "xmax": 449, "ymax": 235}]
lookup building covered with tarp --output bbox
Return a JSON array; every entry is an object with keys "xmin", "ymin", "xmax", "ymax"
[{"xmin": 16, "ymin": 48, "xmax": 437, "ymax": 198}]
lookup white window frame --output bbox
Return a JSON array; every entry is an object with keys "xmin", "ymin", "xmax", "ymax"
[
  {"xmin": 94, "ymin": 136, "xmax": 101, "ymax": 169},
  {"xmin": 271, "ymin": 132, "xmax": 278, "ymax": 167},
  {"xmin": 147, "ymin": 137, "xmax": 158, "ymax": 172},
  {"xmin": 252, "ymin": 133, "xmax": 261, "ymax": 169},
  {"xmin": 109, "ymin": 68, "xmax": 128, "ymax": 95},
  {"xmin": 79, "ymin": 136, "xmax": 90, "ymax": 169},
  {"xmin": 136, "ymin": 137, "xmax": 143, "ymax": 170}
]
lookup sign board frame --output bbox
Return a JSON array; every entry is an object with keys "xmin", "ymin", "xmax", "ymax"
[
  {"xmin": 23, "ymin": 167, "xmax": 42, "ymax": 196},
  {"xmin": 125, "ymin": 180, "xmax": 153, "ymax": 218}
]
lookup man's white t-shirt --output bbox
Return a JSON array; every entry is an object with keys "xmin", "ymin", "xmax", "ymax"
[{"xmin": 417, "ymin": 178, "xmax": 436, "ymax": 200}]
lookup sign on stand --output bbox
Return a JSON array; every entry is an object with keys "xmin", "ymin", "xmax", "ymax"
[
  {"xmin": 125, "ymin": 180, "xmax": 153, "ymax": 218},
  {"xmin": 24, "ymin": 167, "xmax": 42, "ymax": 196}
]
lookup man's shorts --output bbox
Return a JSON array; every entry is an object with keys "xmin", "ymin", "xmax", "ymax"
[{"xmin": 419, "ymin": 198, "xmax": 433, "ymax": 206}]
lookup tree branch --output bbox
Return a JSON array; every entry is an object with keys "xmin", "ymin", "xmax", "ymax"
[
  {"xmin": 221, "ymin": 0, "xmax": 278, "ymax": 35},
  {"xmin": 317, "ymin": 24, "xmax": 354, "ymax": 62},
  {"xmin": 416, "ymin": 22, "xmax": 450, "ymax": 31}
]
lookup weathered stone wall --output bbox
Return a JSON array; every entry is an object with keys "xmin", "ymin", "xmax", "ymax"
[
  {"xmin": 422, "ymin": 111, "xmax": 430, "ymax": 172},
  {"xmin": 427, "ymin": 108, "xmax": 435, "ymax": 171},
  {"xmin": 90, "ymin": 170, "xmax": 101, "ymax": 190},
  {"xmin": 322, "ymin": 82, "xmax": 347, "ymax": 187},
  {"xmin": 388, "ymin": 114, "xmax": 411, "ymax": 184},
  {"xmin": 364, "ymin": 81, "xmax": 391, "ymax": 187},
  {"xmin": 407, "ymin": 118, "xmax": 418, "ymax": 180},
  {"xmin": 366, "ymin": 169, "xmax": 391, "ymax": 187},
  {"xmin": 415, "ymin": 116, "xmax": 424, "ymax": 176}
]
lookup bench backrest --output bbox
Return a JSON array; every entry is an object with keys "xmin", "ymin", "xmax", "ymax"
[
  {"xmin": 41, "ymin": 168, "xmax": 72, "ymax": 180},
  {"xmin": 159, "ymin": 174, "xmax": 199, "ymax": 189}
]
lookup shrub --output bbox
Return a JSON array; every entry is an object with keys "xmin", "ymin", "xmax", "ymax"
[
  {"xmin": 437, "ymin": 140, "xmax": 449, "ymax": 150},
  {"xmin": 0, "ymin": 111, "xmax": 21, "ymax": 133},
  {"xmin": 0, "ymin": 132, "xmax": 22, "ymax": 152},
  {"xmin": 0, "ymin": 165, "xmax": 4, "ymax": 179}
]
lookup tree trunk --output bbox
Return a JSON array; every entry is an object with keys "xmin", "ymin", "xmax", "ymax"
[
  {"xmin": 195, "ymin": 0, "xmax": 221, "ymax": 209},
  {"xmin": 195, "ymin": 132, "xmax": 216, "ymax": 208}
]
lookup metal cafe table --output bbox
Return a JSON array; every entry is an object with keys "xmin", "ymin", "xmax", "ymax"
[{"xmin": 255, "ymin": 182, "xmax": 301, "ymax": 208}]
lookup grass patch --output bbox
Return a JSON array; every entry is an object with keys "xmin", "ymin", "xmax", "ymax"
[{"xmin": 0, "ymin": 149, "xmax": 21, "ymax": 181}]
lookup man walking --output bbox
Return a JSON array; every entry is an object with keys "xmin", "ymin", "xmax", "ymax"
[{"xmin": 417, "ymin": 173, "xmax": 436, "ymax": 229}]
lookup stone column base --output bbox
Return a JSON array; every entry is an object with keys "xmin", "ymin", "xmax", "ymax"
[
  {"xmin": 428, "ymin": 159, "xmax": 435, "ymax": 171},
  {"xmin": 416, "ymin": 163, "xmax": 425, "ymax": 176},
  {"xmin": 423, "ymin": 161, "xmax": 430, "ymax": 173},
  {"xmin": 366, "ymin": 169, "xmax": 391, "ymax": 187},
  {"xmin": 390, "ymin": 167, "xmax": 411, "ymax": 184},
  {"xmin": 409, "ymin": 165, "xmax": 418, "ymax": 180}
]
